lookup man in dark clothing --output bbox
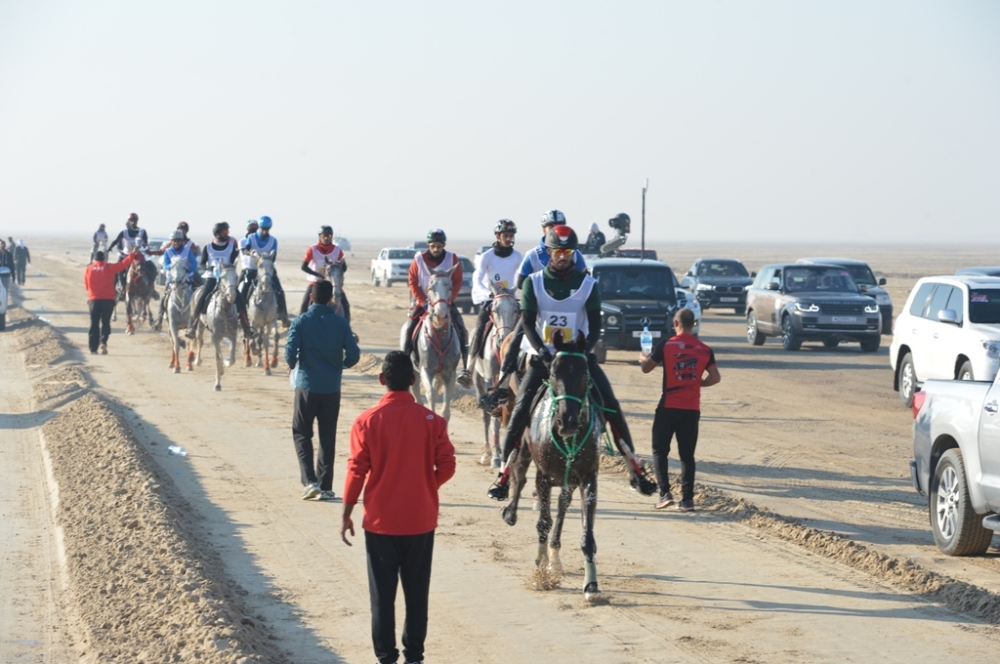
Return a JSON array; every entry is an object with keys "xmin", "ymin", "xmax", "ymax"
[
  {"xmin": 341, "ymin": 351, "xmax": 456, "ymax": 664},
  {"xmin": 640, "ymin": 308, "xmax": 721, "ymax": 511},
  {"xmin": 0, "ymin": 240, "xmax": 14, "ymax": 304},
  {"xmin": 285, "ymin": 280, "xmax": 360, "ymax": 501},
  {"xmin": 582, "ymin": 222, "xmax": 607, "ymax": 255},
  {"xmin": 13, "ymin": 239, "xmax": 30, "ymax": 286}
]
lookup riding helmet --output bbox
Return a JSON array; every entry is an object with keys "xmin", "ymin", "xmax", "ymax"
[
  {"xmin": 494, "ymin": 219, "xmax": 517, "ymax": 235},
  {"xmin": 212, "ymin": 221, "xmax": 230, "ymax": 238},
  {"xmin": 170, "ymin": 230, "xmax": 185, "ymax": 241},
  {"xmin": 177, "ymin": 221, "xmax": 189, "ymax": 232},
  {"xmin": 427, "ymin": 228, "xmax": 447, "ymax": 244},
  {"xmin": 544, "ymin": 224, "xmax": 578, "ymax": 251},
  {"xmin": 540, "ymin": 209, "xmax": 566, "ymax": 227},
  {"xmin": 319, "ymin": 225, "xmax": 334, "ymax": 236},
  {"xmin": 127, "ymin": 212, "xmax": 139, "ymax": 223},
  {"xmin": 259, "ymin": 215, "xmax": 273, "ymax": 229},
  {"xmin": 246, "ymin": 219, "xmax": 259, "ymax": 232}
]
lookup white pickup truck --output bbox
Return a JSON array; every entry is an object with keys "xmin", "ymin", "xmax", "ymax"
[
  {"xmin": 370, "ymin": 247, "xmax": 416, "ymax": 287},
  {"xmin": 911, "ymin": 380, "xmax": 1000, "ymax": 555}
]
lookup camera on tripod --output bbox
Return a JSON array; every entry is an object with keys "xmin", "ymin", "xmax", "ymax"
[{"xmin": 608, "ymin": 213, "xmax": 631, "ymax": 236}]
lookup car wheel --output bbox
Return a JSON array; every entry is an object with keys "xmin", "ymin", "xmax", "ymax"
[
  {"xmin": 898, "ymin": 352, "xmax": 917, "ymax": 408},
  {"xmin": 929, "ymin": 448, "xmax": 994, "ymax": 556},
  {"xmin": 734, "ymin": 305, "xmax": 746, "ymax": 316},
  {"xmin": 860, "ymin": 336, "xmax": 880, "ymax": 352},
  {"xmin": 823, "ymin": 338, "xmax": 839, "ymax": 348},
  {"xmin": 371, "ymin": 271, "xmax": 379, "ymax": 287},
  {"xmin": 746, "ymin": 311, "xmax": 765, "ymax": 346},
  {"xmin": 385, "ymin": 277, "xmax": 392, "ymax": 287},
  {"xmin": 958, "ymin": 360, "xmax": 974, "ymax": 381},
  {"xmin": 781, "ymin": 316, "xmax": 801, "ymax": 351}
]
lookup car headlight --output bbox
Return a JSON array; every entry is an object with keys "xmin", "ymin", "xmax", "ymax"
[
  {"xmin": 744, "ymin": 284, "xmax": 752, "ymax": 291},
  {"xmin": 875, "ymin": 294, "xmax": 891, "ymax": 305},
  {"xmin": 864, "ymin": 303, "xmax": 880, "ymax": 314},
  {"xmin": 696, "ymin": 284, "xmax": 713, "ymax": 291},
  {"xmin": 794, "ymin": 302, "xmax": 819, "ymax": 313},
  {"xmin": 981, "ymin": 340, "xmax": 1000, "ymax": 359},
  {"xmin": 605, "ymin": 315, "xmax": 619, "ymax": 326}
]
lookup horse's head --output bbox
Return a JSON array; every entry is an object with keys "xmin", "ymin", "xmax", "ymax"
[
  {"xmin": 549, "ymin": 330, "xmax": 590, "ymax": 439},
  {"xmin": 427, "ymin": 268, "xmax": 455, "ymax": 329},
  {"xmin": 169, "ymin": 259, "xmax": 189, "ymax": 284},
  {"xmin": 254, "ymin": 251, "xmax": 275, "ymax": 293},
  {"xmin": 489, "ymin": 284, "xmax": 519, "ymax": 342},
  {"xmin": 322, "ymin": 256, "xmax": 345, "ymax": 302},
  {"xmin": 218, "ymin": 264, "xmax": 238, "ymax": 303}
]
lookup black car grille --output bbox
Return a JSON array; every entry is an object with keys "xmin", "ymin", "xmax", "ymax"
[
  {"xmin": 820, "ymin": 303, "xmax": 866, "ymax": 315},
  {"xmin": 713, "ymin": 285, "xmax": 745, "ymax": 294},
  {"xmin": 624, "ymin": 314, "xmax": 669, "ymax": 328}
]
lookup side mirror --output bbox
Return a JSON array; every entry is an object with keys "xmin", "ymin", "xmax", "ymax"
[
  {"xmin": 686, "ymin": 271, "xmax": 693, "ymax": 277},
  {"xmin": 938, "ymin": 308, "xmax": 959, "ymax": 325},
  {"xmin": 879, "ymin": 277, "xmax": 886, "ymax": 286},
  {"xmin": 751, "ymin": 271, "xmax": 757, "ymax": 278},
  {"xmin": 765, "ymin": 282, "xmax": 780, "ymax": 291},
  {"xmin": 680, "ymin": 277, "xmax": 691, "ymax": 288}
]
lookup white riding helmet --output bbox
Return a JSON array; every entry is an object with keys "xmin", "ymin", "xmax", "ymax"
[{"xmin": 541, "ymin": 209, "xmax": 566, "ymax": 227}]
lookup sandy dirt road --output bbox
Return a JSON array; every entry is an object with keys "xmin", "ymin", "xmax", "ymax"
[{"xmin": 2, "ymin": 238, "xmax": 1000, "ymax": 663}]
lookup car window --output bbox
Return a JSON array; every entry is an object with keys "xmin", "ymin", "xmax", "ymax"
[
  {"xmin": 459, "ymin": 257, "xmax": 473, "ymax": 272},
  {"xmin": 968, "ymin": 289, "xmax": 1000, "ymax": 324},
  {"xmin": 592, "ymin": 267, "xmax": 677, "ymax": 302},
  {"xmin": 783, "ymin": 267, "xmax": 858, "ymax": 293},
  {"xmin": 770, "ymin": 269, "xmax": 782, "ymax": 288},
  {"xmin": 839, "ymin": 264, "xmax": 877, "ymax": 286},
  {"xmin": 697, "ymin": 260, "xmax": 749, "ymax": 277},
  {"xmin": 388, "ymin": 249, "xmax": 416, "ymax": 260},
  {"xmin": 926, "ymin": 285, "xmax": 954, "ymax": 322},
  {"xmin": 908, "ymin": 282, "xmax": 936, "ymax": 317},
  {"xmin": 945, "ymin": 287, "xmax": 965, "ymax": 325}
]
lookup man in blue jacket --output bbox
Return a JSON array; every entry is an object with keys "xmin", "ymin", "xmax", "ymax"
[{"xmin": 285, "ymin": 280, "xmax": 361, "ymax": 501}]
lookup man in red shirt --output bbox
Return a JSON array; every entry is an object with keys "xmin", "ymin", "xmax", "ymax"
[
  {"xmin": 84, "ymin": 249, "xmax": 143, "ymax": 355},
  {"xmin": 340, "ymin": 351, "xmax": 456, "ymax": 664},
  {"xmin": 639, "ymin": 308, "xmax": 721, "ymax": 511}
]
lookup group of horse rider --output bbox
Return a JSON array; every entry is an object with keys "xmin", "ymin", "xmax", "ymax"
[{"xmin": 400, "ymin": 210, "xmax": 657, "ymax": 501}]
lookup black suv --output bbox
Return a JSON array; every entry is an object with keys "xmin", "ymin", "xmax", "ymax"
[
  {"xmin": 745, "ymin": 263, "xmax": 881, "ymax": 352},
  {"xmin": 797, "ymin": 257, "xmax": 892, "ymax": 334},
  {"xmin": 681, "ymin": 258, "xmax": 754, "ymax": 315},
  {"xmin": 589, "ymin": 258, "xmax": 680, "ymax": 363}
]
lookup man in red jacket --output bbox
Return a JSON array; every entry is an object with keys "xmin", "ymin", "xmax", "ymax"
[
  {"xmin": 84, "ymin": 249, "xmax": 143, "ymax": 354},
  {"xmin": 341, "ymin": 351, "xmax": 456, "ymax": 664}
]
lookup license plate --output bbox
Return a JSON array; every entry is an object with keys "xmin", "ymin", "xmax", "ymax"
[
  {"xmin": 831, "ymin": 316, "xmax": 858, "ymax": 323},
  {"xmin": 633, "ymin": 330, "xmax": 662, "ymax": 338},
  {"xmin": 719, "ymin": 297, "xmax": 738, "ymax": 302}
]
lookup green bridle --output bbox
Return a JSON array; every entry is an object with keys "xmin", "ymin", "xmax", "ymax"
[{"xmin": 545, "ymin": 351, "xmax": 596, "ymax": 487}]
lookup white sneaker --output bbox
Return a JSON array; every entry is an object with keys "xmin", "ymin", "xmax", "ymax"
[{"xmin": 301, "ymin": 483, "xmax": 321, "ymax": 500}]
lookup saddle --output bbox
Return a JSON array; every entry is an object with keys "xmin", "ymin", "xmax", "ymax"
[{"xmin": 476, "ymin": 319, "xmax": 495, "ymax": 359}]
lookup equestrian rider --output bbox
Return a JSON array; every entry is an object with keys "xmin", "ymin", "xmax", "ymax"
[
  {"xmin": 403, "ymin": 229, "xmax": 471, "ymax": 386},
  {"xmin": 92, "ymin": 224, "xmax": 108, "ymax": 259},
  {"xmin": 300, "ymin": 226, "xmax": 351, "ymax": 320},
  {"xmin": 486, "ymin": 225, "xmax": 652, "ymax": 501},
  {"xmin": 153, "ymin": 231, "xmax": 198, "ymax": 329},
  {"xmin": 107, "ymin": 212, "xmax": 159, "ymax": 301},
  {"xmin": 152, "ymin": 222, "xmax": 202, "ymax": 328},
  {"xmin": 185, "ymin": 222, "xmax": 256, "ymax": 340},
  {"xmin": 240, "ymin": 215, "xmax": 290, "ymax": 327},
  {"xmin": 468, "ymin": 219, "xmax": 522, "ymax": 366},
  {"xmin": 239, "ymin": 219, "xmax": 259, "ymax": 287}
]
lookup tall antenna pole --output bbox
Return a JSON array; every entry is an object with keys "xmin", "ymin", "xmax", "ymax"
[{"xmin": 641, "ymin": 178, "xmax": 648, "ymax": 260}]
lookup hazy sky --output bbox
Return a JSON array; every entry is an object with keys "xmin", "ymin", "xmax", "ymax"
[{"xmin": 1, "ymin": 1, "xmax": 998, "ymax": 243}]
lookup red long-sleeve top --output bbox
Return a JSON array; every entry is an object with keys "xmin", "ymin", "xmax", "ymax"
[
  {"xmin": 407, "ymin": 251, "xmax": 462, "ymax": 306},
  {"xmin": 343, "ymin": 390, "xmax": 456, "ymax": 535},
  {"xmin": 84, "ymin": 253, "xmax": 141, "ymax": 300}
]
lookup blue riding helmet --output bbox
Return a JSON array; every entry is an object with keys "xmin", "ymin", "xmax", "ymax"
[{"xmin": 259, "ymin": 216, "xmax": 273, "ymax": 229}]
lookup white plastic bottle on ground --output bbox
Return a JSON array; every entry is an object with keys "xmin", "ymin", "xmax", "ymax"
[{"xmin": 167, "ymin": 445, "xmax": 187, "ymax": 456}]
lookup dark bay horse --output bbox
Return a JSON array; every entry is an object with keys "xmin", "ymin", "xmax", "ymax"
[{"xmin": 500, "ymin": 330, "xmax": 602, "ymax": 601}]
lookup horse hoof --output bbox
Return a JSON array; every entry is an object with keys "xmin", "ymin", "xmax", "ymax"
[
  {"xmin": 214, "ymin": 385, "xmax": 222, "ymax": 392},
  {"xmin": 173, "ymin": 367, "xmax": 181, "ymax": 374},
  {"xmin": 265, "ymin": 369, "xmax": 272, "ymax": 376},
  {"xmin": 224, "ymin": 360, "xmax": 232, "ymax": 368},
  {"xmin": 196, "ymin": 359, "xmax": 203, "ymax": 366},
  {"xmin": 500, "ymin": 506, "xmax": 517, "ymax": 527},
  {"xmin": 584, "ymin": 583, "xmax": 601, "ymax": 602},
  {"xmin": 186, "ymin": 365, "xmax": 193, "ymax": 371},
  {"xmin": 548, "ymin": 560, "xmax": 563, "ymax": 577},
  {"xmin": 245, "ymin": 360, "xmax": 252, "ymax": 368},
  {"xmin": 479, "ymin": 453, "xmax": 490, "ymax": 466},
  {"xmin": 492, "ymin": 456, "xmax": 502, "ymax": 469}
]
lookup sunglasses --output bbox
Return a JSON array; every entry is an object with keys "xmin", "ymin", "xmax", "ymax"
[{"xmin": 552, "ymin": 248, "xmax": 573, "ymax": 257}]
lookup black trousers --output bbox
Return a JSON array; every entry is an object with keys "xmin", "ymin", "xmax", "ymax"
[
  {"xmin": 14, "ymin": 260, "xmax": 26, "ymax": 285},
  {"xmin": 468, "ymin": 299, "xmax": 493, "ymax": 359},
  {"xmin": 88, "ymin": 299, "xmax": 115, "ymax": 352},
  {"xmin": 292, "ymin": 389, "xmax": 341, "ymax": 490},
  {"xmin": 366, "ymin": 530, "xmax": 435, "ymax": 664},
  {"xmin": 651, "ymin": 407, "xmax": 701, "ymax": 501}
]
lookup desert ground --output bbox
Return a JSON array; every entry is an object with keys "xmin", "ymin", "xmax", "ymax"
[{"xmin": 2, "ymin": 235, "xmax": 1000, "ymax": 663}]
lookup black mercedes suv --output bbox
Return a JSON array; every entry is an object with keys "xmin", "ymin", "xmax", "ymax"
[
  {"xmin": 681, "ymin": 258, "xmax": 754, "ymax": 315},
  {"xmin": 745, "ymin": 263, "xmax": 881, "ymax": 352}
]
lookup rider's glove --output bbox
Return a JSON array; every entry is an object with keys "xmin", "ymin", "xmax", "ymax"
[{"xmin": 540, "ymin": 350, "xmax": 554, "ymax": 372}]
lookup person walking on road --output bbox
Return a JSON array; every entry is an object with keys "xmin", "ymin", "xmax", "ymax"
[
  {"xmin": 639, "ymin": 308, "xmax": 721, "ymax": 511},
  {"xmin": 92, "ymin": 224, "xmax": 108, "ymax": 260},
  {"xmin": 84, "ymin": 249, "xmax": 144, "ymax": 355},
  {"xmin": 340, "ymin": 350, "xmax": 456, "ymax": 664},
  {"xmin": 13, "ymin": 239, "xmax": 30, "ymax": 286},
  {"xmin": 285, "ymin": 280, "xmax": 360, "ymax": 501},
  {"xmin": 0, "ymin": 240, "xmax": 14, "ymax": 307}
]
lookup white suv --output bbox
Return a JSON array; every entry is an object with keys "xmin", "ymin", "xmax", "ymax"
[{"xmin": 891, "ymin": 275, "xmax": 1000, "ymax": 407}]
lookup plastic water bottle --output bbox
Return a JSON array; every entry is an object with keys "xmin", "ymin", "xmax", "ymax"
[
  {"xmin": 167, "ymin": 445, "xmax": 187, "ymax": 457},
  {"xmin": 213, "ymin": 264, "xmax": 221, "ymax": 279},
  {"xmin": 640, "ymin": 326, "xmax": 653, "ymax": 356}
]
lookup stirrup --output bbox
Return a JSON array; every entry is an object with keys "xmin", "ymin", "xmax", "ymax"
[
  {"xmin": 487, "ymin": 475, "xmax": 509, "ymax": 502},
  {"xmin": 456, "ymin": 369, "xmax": 472, "ymax": 388}
]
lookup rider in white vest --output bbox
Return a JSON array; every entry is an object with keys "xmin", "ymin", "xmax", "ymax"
[
  {"xmin": 468, "ymin": 219, "xmax": 522, "ymax": 366},
  {"xmin": 239, "ymin": 215, "xmax": 290, "ymax": 326},
  {"xmin": 185, "ymin": 222, "xmax": 255, "ymax": 340},
  {"xmin": 152, "ymin": 230, "xmax": 198, "ymax": 330},
  {"xmin": 403, "ymin": 228, "xmax": 470, "ymax": 383},
  {"xmin": 299, "ymin": 225, "xmax": 350, "ymax": 320},
  {"xmin": 107, "ymin": 212, "xmax": 159, "ymax": 301},
  {"xmin": 486, "ymin": 225, "xmax": 655, "ymax": 501}
]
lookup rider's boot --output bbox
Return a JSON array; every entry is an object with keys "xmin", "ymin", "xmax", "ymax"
[
  {"xmin": 487, "ymin": 453, "xmax": 515, "ymax": 501},
  {"xmin": 154, "ymin": 285, "xmax": 169, "ymax": 331},
  {"xmin": 185, "ymin": 317, "xmax": 199, "ymax": 339},
  {"xmin": 456, "ymin": 319, "xmax": 472, "ymax": 388},
  {"xmin": 239, "ymin": 311, "xmax": 256, "ymax": 341},
  {"xmin": 277, "ymin": 293, "xmax": 290, "ymax": 328}
]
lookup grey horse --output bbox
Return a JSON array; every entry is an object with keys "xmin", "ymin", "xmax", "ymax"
[
  {"xmin": 321, "ymin": 255, "xmax": 350, "ymax": 322},
  {"xmin": 245, "ymin": 251, "xmax": 279, "ymax": 375},
  {"xmin": 194, "ymin": 263, "xmax": 239, "ymax": 391},
  {"xmin": 472, "ymin": 284, "xmax": 520, "ymax": 467},
  {"xmin": 399, "ymin": 267, "xmax": 460, "ymax": 421},
  {"xmin": 165, "ymin": 260, "xmax": 195, "ymax": 373}
]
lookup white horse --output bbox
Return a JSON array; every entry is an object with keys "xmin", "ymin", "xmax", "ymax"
[
  {"xmin": 195, "ymin": 263, "xmax": 239, "ymax": 391},
  {"xmin": 472, "ymin": 284, "xmax": 520, "ymax": 467},
  {"xmin": 321, "ymin": 255, "xmax": 350, "ymax": 323},
  {"xmin": 165, "ymin": 260, "xmax": 195, "ymax": 373},
  {"xmin": 245, "ymin": 251, "xmax": 279, "ymax": 375},
  {"xmin": 399, "ymin": 268, "xmax": 461, "ymax": 421}
]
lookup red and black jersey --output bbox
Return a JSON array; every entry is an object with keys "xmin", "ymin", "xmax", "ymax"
[{"xmin": 650, "ymin": 333, "xmax": 716, "ymax": 411}]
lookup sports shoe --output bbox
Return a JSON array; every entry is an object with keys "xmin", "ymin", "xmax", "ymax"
[
  {"xmin": 487, "ymin": 475, "xmax": 509, "ymax": 501},
  {"xmin": 317, "ymin": 490, "xmax": 336, "ymax": 501},
  {"xmin": 90, "ymin": 349, "xmax": 98, "ymax": 355},
  {"xmin": 678, "ymin": 499, "xmax": 695, "ymax": 512},
  {"xmin": 456, "ymin": 369, "xmax": 472, "ymax": 388},
  {"xmin": 301, "ymin": 483, "xmax": 321, "ymax": 500},
  {"xmin": 99, "ymin": 344, "xmax": 108, "ymax": 355},
  {"xmin": 654, "ymin": 492, "xmax": 675, "ymax": 509}
]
